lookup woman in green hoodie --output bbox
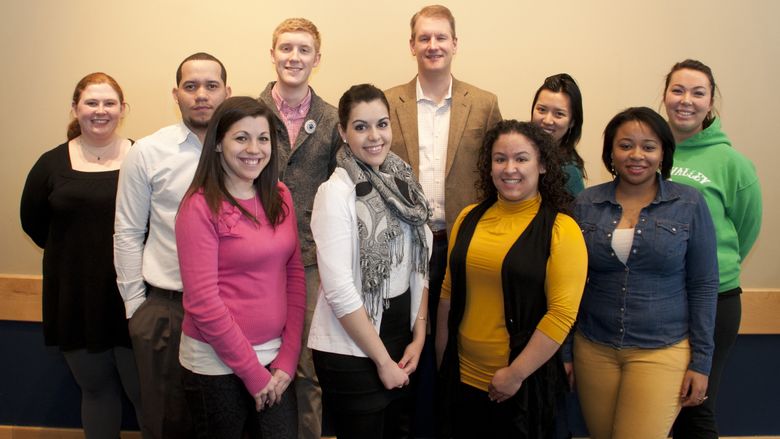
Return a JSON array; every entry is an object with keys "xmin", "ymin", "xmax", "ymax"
[{"xmin": 663, "ymin": 59, "xmax": 763, "ymax": 439}]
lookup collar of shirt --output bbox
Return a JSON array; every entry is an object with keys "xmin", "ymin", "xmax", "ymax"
[
  {"xmin": 590, "ymin": 175, "xmax": 682, "ymax": 206},
  {"xmin": 271, "ymin": 83, "xmax": 312, "ymax": 122},
  {"xmin": 415, "ymin": 76, "xmax": 453, "ymax": 106},
  {"xmin": 173, "ymin": 122, "xmax": 202, "ymax": 148}
]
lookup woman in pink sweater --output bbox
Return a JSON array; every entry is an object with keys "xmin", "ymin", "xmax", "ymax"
[{"xmin": 175, "ymin": 96, "xmax": 305, "ymax": 439}]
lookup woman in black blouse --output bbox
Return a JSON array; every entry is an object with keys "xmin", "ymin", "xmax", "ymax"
[{"xmin": 20, "ymin": 72, "xmax": 142, "ymax": 437}]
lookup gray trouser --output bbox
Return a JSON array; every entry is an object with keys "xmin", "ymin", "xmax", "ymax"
[
  {"xmin": 296, "ymin": 266, "xmax": 323, "ymax": 439},
  {"xmin": 128, "ymin": 287, "xmax": 192, "ymax": 439}
]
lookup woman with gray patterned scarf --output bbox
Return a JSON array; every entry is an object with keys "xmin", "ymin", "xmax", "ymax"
[{"xmin": 307, "ymin": 84, "xmax": 432, "ymax": 439}]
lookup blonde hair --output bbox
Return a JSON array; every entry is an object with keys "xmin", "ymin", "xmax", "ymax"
[
  {"xmin": 272, "ymin": 18, "xmax": 321, "ymax": 52},
  {"xmin": 410, "ymin": 5, "xmax": 456, "ymax": 39}
]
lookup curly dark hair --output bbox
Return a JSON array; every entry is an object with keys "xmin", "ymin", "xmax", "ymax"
[{"xmin": 477, "ymin": 120, "xmax": 573, "ymax": 214}]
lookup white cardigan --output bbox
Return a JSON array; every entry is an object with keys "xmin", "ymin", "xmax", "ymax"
[{"xmin": 307, "ymin": 167, "xmax": 432, "ymax": 357}]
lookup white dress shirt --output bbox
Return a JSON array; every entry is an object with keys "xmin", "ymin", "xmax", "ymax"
[
  {"xmin": 307, "ymin": 168, "xmax": 433, "ymax": 357},
  {"xmin": 416, "ymin": 78, "xmax": 452, "ymax": 232},
  {"xmin": 114, "ymin": 123, "xmax": 202, "ymax": 318}
]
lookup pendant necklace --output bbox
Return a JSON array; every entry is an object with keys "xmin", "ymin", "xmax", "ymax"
[{"xmin": 79, "ymin": 137, "xmax": 119, "ymax": 161}]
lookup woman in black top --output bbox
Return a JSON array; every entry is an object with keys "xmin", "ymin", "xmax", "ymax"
[{"xmin": 20, "ymin": 72, "xmax": 141, "ymax": 438}]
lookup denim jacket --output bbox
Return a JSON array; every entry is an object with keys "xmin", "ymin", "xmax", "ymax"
[{"xmin": 573, "ymin": 177, "xmax": 718, "ymax": 374}]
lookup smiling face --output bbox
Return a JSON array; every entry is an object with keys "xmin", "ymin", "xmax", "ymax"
[
  {"xmin": 218, "ymin": 116, "xmax": 272, "ymax": 196},
  {"xmin": 72, "ymin": 83, "xmax": 125, "ymax": 141},
  {"xmin": 611, "ymin": 120, "xmax": 663, "ymax": 189},
  {"xmin": 173, "ymin": 60, "xmax": 231, "ymax": 134},
  {"xmin": 663, "ymin": 68, "xmax": 713, "ymax": 142},
  {"xmin": 271, "ymin": 31, "xmax": 321, "ymax": 91},
  {"xmin": 491, "ymin": 132, "xmax": 546, "ymax": 203},
  {"xmin": 339, "ymin": 99, "xmax": 392, "ymax": 171},
  {"xmin": 410, "ymin": 16, "xmax": 457, "ymax": 76},
  {"xmin": 532, "ymin": 90, "xmax": 573, "ymax": 144}
]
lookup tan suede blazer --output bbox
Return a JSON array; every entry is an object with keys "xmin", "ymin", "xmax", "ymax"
[{"xmin": 385, "ymin": 77, "xmax": 502, "ymax": 235}]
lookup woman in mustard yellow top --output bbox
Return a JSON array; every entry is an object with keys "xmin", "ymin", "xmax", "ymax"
[{"xmin": 435, "ymin": 120, "xmax": 587, "ymax": 439}]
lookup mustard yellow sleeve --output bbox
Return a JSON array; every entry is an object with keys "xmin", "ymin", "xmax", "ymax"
[
  {"xmin": 536, "ymin": 213, "xmax": 588, "ymax": 344},
  {"xmin": 440, "ymin": 204, "xmax": 478, "ymax": 301}
]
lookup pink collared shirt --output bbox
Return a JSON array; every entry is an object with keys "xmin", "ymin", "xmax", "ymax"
[{"xmin": 271, "ymin": 84, "xmax": 312, "ymax": 148}]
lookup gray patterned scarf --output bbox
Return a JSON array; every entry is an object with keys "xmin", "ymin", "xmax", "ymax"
[{"xmin": 337, "ymin": 146, "xmax": 430, "ymax": 322}]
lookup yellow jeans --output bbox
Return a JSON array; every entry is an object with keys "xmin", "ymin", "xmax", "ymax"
[{"xmin": 574, "ymin": 333, "xmax": 690, "ymax": 439}]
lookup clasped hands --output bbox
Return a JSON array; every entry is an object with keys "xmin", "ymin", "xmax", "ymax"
[
  {"xmin": 378, "ymin": 339, "xmax": 425, "ymax": 390},
  {"xmin": 253, "ymin": 369, "xmax": 292, "ymax": 412}
]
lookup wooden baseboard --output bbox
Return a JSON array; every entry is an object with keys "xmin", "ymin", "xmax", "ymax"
[
  {"xmin": 0, "ymin": 425, "xmax": 140, "ymax": 438},
  {"xmin": 1, "ymin": 274, "xmax": 779, "ymax": 334}
]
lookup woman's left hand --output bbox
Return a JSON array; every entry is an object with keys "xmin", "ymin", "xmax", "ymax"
[
  {"xmin": 488, "ymin": 366, "xmax": 524, "ymax": 403},
  {"xmin": 270, "ymin": 369, "xmax": 292, "ymax": 403},
  {"xmin": 680, "ymin": 369, "xmax": 709, "ymax": 407},
  {"xmin": 399, "ymin": 339, "xmax": 425, "ymax": 374}
]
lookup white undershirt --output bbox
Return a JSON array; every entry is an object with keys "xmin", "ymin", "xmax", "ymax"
[
  {"xmin": 179, "ymin": 335, "xmax": 281, "ymax": 376},
  {"xmin": 611, "ymin": 228, "xmax": 635, "ymax": 264}
]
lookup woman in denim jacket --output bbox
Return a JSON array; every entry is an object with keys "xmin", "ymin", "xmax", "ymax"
[{"xmin": 572, "ymin": 107, "xmax": 718, "ymax": 439}]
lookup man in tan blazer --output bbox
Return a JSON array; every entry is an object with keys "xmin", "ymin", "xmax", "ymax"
[
  {"xmin": 385, "ymin": 5, "xmax": 501, "ymax": 436},
  {"xmin": 385, "ymin": 4, "xmax": 501, "ymax": 333}
]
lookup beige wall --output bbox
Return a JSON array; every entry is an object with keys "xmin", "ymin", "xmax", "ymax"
[{"xmin": 3, "ymin": 0, "xmax": 777, "ymax": 287}]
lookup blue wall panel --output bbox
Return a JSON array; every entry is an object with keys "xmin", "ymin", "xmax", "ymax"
[
  {"xmin": 0, "ymin": 321, "xmax": 138, "ymax": 430},
  {"xmin": 0, "ymin": 320, "xmax": 776, "ymax": 435}
]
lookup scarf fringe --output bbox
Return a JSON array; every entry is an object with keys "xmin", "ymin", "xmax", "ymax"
[{"xmin": 338, "ymin": 147, "xmax": 430, "ymax": 323}]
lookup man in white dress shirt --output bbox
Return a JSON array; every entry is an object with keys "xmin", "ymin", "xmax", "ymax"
[
  {"xmin": 114, "ymin": 52, "xmax": 231, "ymax": 439},
  {"xmin": 385, "ymin": 5, "xmax": 501, "ymax": 436}
]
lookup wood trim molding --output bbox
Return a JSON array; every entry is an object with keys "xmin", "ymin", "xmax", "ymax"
[
  {"xmin": 739, "ymin": 288, "xmax": 780, "ymax": 334},
  {"xmin": 0, "ymin": 275, "xmax": 42, "ymax": 322},
  {"xmin": 1, "ymin": 274, "xmax": 779, "ymax": 334}
]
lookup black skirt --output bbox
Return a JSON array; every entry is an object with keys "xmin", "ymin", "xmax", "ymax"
[{"xmin": 313, "ymin": 290, "xmax": 412, "ymax": 414}]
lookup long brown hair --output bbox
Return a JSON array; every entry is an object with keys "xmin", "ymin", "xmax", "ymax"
[
  {"xmin": 184, "ymin": 96, "xmax": 286, "ymax": 226},
  {"xmin": 67, "ymin": 72, "xmax": 124, "ymax": 140}
]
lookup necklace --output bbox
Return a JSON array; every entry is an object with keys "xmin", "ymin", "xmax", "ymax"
[{"xmin": 78, "ymin": 137, "xmax": 120, "ymax": 161}]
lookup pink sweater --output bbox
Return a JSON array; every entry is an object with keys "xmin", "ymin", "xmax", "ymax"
[{"xmin": 176, "ymin": 184, "xmax": 305, "ymax": 395}]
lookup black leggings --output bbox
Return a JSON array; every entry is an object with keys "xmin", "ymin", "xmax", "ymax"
[
  {"xmin": 673, "ymin": 291, "xmax": 741, "ymax": 439},
  {"xmin": 63, "ymin": 346, "xmax": 142, "ymax": 439}
]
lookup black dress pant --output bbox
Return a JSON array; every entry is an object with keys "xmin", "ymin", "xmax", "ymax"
[{"xmin": 673, "ymin": 290, "xmax": 742, "ymax": 439}]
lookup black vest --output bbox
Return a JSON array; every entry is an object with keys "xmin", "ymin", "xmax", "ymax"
[{"xmin": 437, "ymin": 197, "xmax": 563, "ymax": 439}]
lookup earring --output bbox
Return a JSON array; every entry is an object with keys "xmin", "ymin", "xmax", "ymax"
[
  {"xmin": 610, "ymin": 162, "xmax": 616, "ymax": 175},
  {"xmin": 215, "ymin": 143, "xmax": 222, "ymax": 152},
  {"xmin": 342, "ymin": 139, "xmax": 347, "ymax": 143}
]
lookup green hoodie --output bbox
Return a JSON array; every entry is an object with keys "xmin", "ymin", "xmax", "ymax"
[{"xmin": 670, "ymin": 118, "xmax": 762, "ymax": 292}]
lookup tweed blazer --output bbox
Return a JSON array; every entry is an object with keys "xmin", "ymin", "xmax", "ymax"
[
  {"xmin": 385, "ymin": 77, "xmax": 501, "ymax": 235},
  {"xmin": 259, "ymin": 82, "xmax": 341, "ymax": 266}
]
